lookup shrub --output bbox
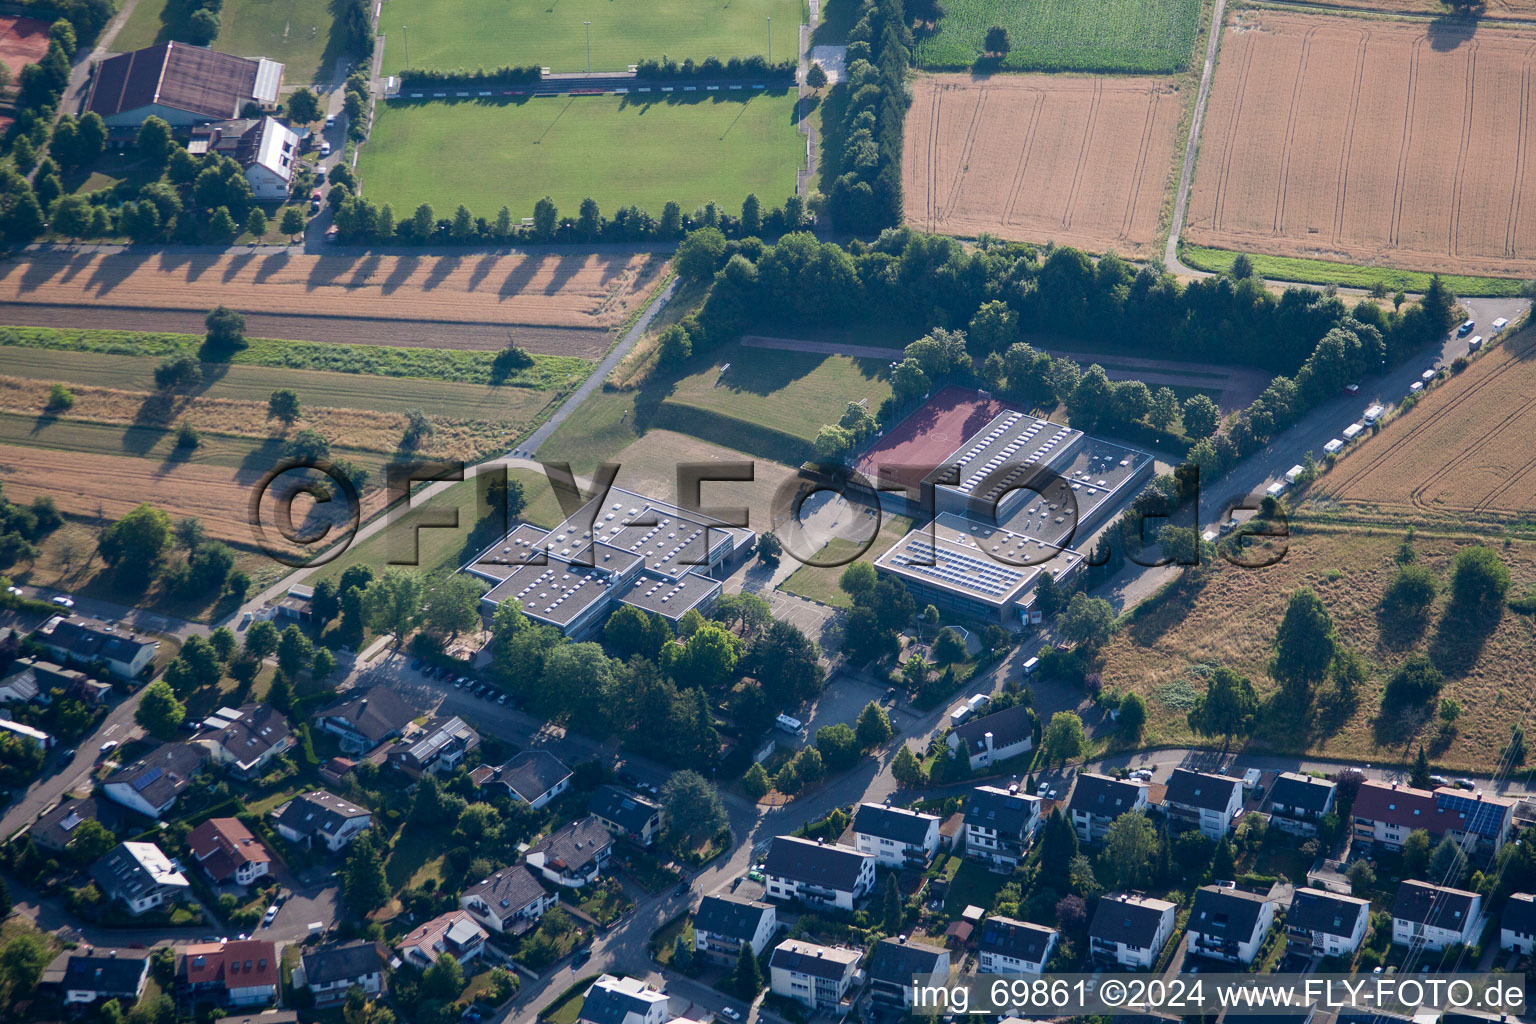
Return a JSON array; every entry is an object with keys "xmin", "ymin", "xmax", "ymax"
[
  {"xmin": 45, "ymin": 382, "xmax": 74, "ymax": 411},
  {"xmin": 1380, "ymin": 654, "xmax": 1443, "ymax": 714}
]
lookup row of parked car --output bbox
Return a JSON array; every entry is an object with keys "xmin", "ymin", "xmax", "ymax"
[{"xmin": 410, "ymin": 658, "xmax": 516, "ymax": 706}]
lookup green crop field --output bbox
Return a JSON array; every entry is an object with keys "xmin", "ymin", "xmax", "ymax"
[
  {"xmin": 379, "ymin": 0, "xmax": 803, "ymax": 76},
  {"xmin": 109, "ymin": 0, "xmax": 340, "ymax": 82},
  {"xmin": 661, "ymin": 341, "xmax": 890, "ymax": 442},
  {"xmin": 914, "ymin": 0, "xmax": 1200, "ymax": 73},
  {"xmin": 0, "ymin": 348, "xmax": 561, "ymax": 425},
  {"xmin": 1178, "ymin": 245, "xmax": 1531, "ymax": 298},
  {"xmin": 357, "ymin": 93, "xmax": 803, "ymax": 220}
]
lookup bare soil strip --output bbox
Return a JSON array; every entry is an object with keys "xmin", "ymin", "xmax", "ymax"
[
  {"xmin": 0, "ymin": 249, "xmax": 668, "ymax": 352},
  {"xmin": 1187, "ymin": 10, "xmax": 1536, "ymax": 278}
]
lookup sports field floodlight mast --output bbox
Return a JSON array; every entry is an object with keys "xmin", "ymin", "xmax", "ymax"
[
  {"xmin": 767, "ymin": 16, "xmax": 772, "ymax": 62},
  {"xmin": 403, "ymin": 24, "xmax": 409, "ymax": 68},
  {"xmin": 585, "ymin": 21, "xmax": 592, "ymax": 73}
]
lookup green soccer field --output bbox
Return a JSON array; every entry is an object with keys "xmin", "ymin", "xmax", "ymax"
[
  {"xmin": 379, "ymin": 0, "xmax": 804, "ymax": 76},
  {"xmin": 356, "ymin": 93, "xmax": 803, "ymax": 220},
  {"xmin": 913, "ymin": 0, "xmax": 1200, "ymax": 73},
  {"xmin": 108, "ymin": 0, "xmax": 340, "ymax": 83}
]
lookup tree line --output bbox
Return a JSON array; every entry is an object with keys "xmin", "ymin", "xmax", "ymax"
[{"xmin": 824, "ymin": 0, "xmax": 908, "ymax": 234}]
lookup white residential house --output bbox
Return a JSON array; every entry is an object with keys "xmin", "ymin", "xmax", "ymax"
[
  {"xmin": 1164, "ymin": 769, "xmax": 1245, "ymax": 839},
  {"xmin": 1500, "ymin": 892, "xmax": 1536, "ymax": 954},
  {"xmin": 273, "ymin": 791, "xmax": 372, "ymax": 852},
  {"xmin": 37, "ymin": 615, "xmax": 158, "ymax": 680},
  {"xmin": 1392, "ymin": 881, "xmax": 1482, "ymax": 952},
  {"xmin": 977, "ymin": 916, "xmax": 1058, "ymax": 974},
  {"xmin": 946, "ymin": 703, "xmax": 1033, "ymax": 771},
  {"xmin": 460, "ymin": 865, "xmax": 559, "ymax": 935},
  {"xmin": 768, "ymin": 940, "xmax": 862, "ymax": 1014},
  {"xmin": 91, "ymin": 842, "xmax": 191, "ymax": 916},
  {"xmin": 762, "ymin": 835, "xmax": 876, "ymax": 911},
  {"xmin": 1088, "ymin": 893, "xmax": 1177, "ymax": 969},
  {"xmin": 1286, "ymin": 889, "xmax": 1371, "ymax": 957},
  {"xmin": 852, "ymin": 802, "xmax": 940, "ymax": 869},
  {"xmin": 295, "ymin": 942, "xmax": 385, "ymax": 1008},
  {"xmin": 964, "ymin": 786, "xmax": 1042, "ymax": 872},
  {"xmin": 526, "ymin": 816, "xmax": 613, "ymax": 888},
  {"xmin": 1068, "ymin": 774, "xmax": 1150, "ymax": 845},
  {"xmin": 692, "ymin": 895, "xmax": 777, "ymax": 966},
  {"xmin": 577, "ymin": 975, "xmax": 669, "ymax": 1024},
  {"xmin": 102, "ymin": 742, "xmax": 207, "ymax": 819},
  {"xmin": 1187, "ymin": 885, "xmax": 1275, "ymax": 965}
]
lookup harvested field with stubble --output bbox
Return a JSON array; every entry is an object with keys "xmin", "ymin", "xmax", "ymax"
[
  {"xmin": 1187, "ymin": 10, "xmax": 1536, "ymax": 278},
  {"xmin": 1316, "ymin": 327, "xmax": 1536, "ymax": 528},
  {"xmin": 0, "ymin": 443, "xmax": 387, "ymax": 550},
  {"xmin": 1102, "ymin": 528, "xmax": 1536, "ymax": 772},
  {"xmin": 0, "ymin": 249, "xmax": 667, "ymax": 352},
  {"xmin": 904, "ymin": 74, "xmax": 1182, "ymax": 256}
]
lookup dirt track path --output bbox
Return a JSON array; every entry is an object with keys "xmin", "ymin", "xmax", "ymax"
[
  {"xmin": 0, "ymin": 302, "xmax": 613, "ymax": 356},
  {"xmin": 1164, "ymin": 0, "xmax": 1230, "ymax": 274}
]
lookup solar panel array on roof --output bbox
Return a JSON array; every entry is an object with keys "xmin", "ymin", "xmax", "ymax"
[
  {"xmin": 887, "ymin": 538, "xmax": 1025, "ymax": 599},
  {"xmin": 132, "ymin": 766, "xmax": 164, "ymax": 791}
]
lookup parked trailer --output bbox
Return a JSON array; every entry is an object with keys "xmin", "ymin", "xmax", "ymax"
[
  {"xmin": 1324, "ymin": 438, "xmax": 1344, "ymax": 454},
  {"xmin": 1342, "ymin": 423, "xmax": 1364, "ymax": 440},
  {"xmin": 1467, "ymin": 335, "xmax": 1484, "ymax": 351},
  {"xmin": 1363, "ymin": 404, "xmax": 1386, "ymax": 424},
  {"xmin": 1265, "ymin": 481, "xmax": 1286, "ymax": 498},
  {"xmin": 1491, "ymin": 317, "xmax": 1510, "ymax": 334},
  {"xmin": 1285, "ymin": 464, "xmax": 1305, "ymax": 484}
]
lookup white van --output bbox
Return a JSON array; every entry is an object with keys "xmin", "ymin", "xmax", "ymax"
[
  {"xmin": 1022, "ymin": 656, "xmax": 1040, "ymax": 676},
  {"xmin": 967, "ymin": 693, "xmax": 990, "ymax": 714},
  {"xmin": 775, "ymin": 713, "xmax": 803, "ymax": 735}
]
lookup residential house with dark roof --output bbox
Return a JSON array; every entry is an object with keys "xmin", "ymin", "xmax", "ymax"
[
  {"xmin": 1088, "ymin": 892, "xmax": 1177, "ymax": 968},
  {"xmin": 1, "ymin": 657, "xmax": 110, "ymax": 706},
  {"xmin": 964, "ymin": 785, "xmax": 1042, "ymax": 872},
  {"xmin": 273, "ymin": 791, "xmax": 371, "ymax": 852},
  {"xmin": 91, "ymin": 842, "xmax": 190, "ymax": 915},
  {"xmin": 186, "ymin": 116, "xmax": 297, "ymax": 200},
  {"xmin": 1392, "ymin": 881, "xmax": 1482, "ymax": 952},
  {"xmin": 176, "ymin": 939, "xmax": 278, "ymax": 1006},
  {"xmin": 852, "ymin": 802, "xmax": 940, "ymax": 869},
  {"xmin": 977, "ymin": 916, "xmax": 1058, "ymax": 974},
  {"xmin": 588, "ymin": 785, "xmax": 664, "ymax": 846},
  {"xmin": 187, "ymin": 817, "xmax": 272, "ymax": 887},
  {"xmin": 84, "ymin": 42, "xmax": 283, "ymax": 127},
  {"xmin": 460, "ymin": 864, "xmax": 558, "ymax": 935},
  {"xmin": 1164, "ymin": 769, "xmax": 1245, "ymax": 839},
  {"xmin": 867, "ymin": 936, "xmax": 948, "ymax": 1010},
  {"xmin": 1069, "ymin": 774, "xmax": 1150, "ymax": 844},
  {"xmin": 388, "ymin": 715, "xmax": 479, "ymax": 779},
  {"xmin": 1499, "ymin": 892, "xmax": 1536, "ymax": 953},
  {"xmin": 526, "ymin": 816, "xmax": 613, "ymax": 888},
  {"xmin": 36, "ymin": 615, "xmax": 158, "ymax": 680},
  {"xmin": 31, "ymin": 795, "xmax": 118, "ymax": 853},
  {"xmin": 768, "ymin": 939, "xmax": 862, "ymax": 1014},
  {"xmin": 296, "ymin": 942, "xmax": 385, "ymax": 1007},
  {"xmin": 1351, "ymin": 781, "xmax": 1516, "ymax": 856},
  {"xmin": 692, "ymin": 894, "xmax": 777, "ymax": 966},
  {"xmin": 946, "ymin": 703, "xmax": 1034, "ymax": 771},
  {"xmin": 102, "ymin": 742, "xmax": 207, "ymax": 819},
  {"xmin": 577, "ymin": 975, "xmax": 669, "ymax": 1024},
  {"xmin": 1286, "ymin": 889, "xmax": 1370, "ymax": 957},
  {"xmin": 762, "ymin": 835, "xmax": 876, "ymax": 911},
  {"xmin": 61, "ymin": 948, "xmax": 151, "ymax": 1004},
  {"xmin": 1187, "ymin": 885, "xmax": 1276, "ymax": 964},
  {"xmin": 1267, "ymin": 773, "xmax": 1337, "ymax": 836},
  {"xmin": 473, "ymin": 749, "xmax": 572, "ymax": 808},
  {"xmin": 396, "ymin": 910, "xmax": 488, "ymax": 968},
  {"xmin": 196, "ymin": 705, "xmax": 293, "ymax": 779},
  {"xmin": 315, "ymin": 687, "xmax": 418, "ymax": 753}
]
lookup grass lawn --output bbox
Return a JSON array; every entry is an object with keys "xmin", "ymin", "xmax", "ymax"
[
  {"xmin": 305, "ymin": 469, "xmax": 565, "ymax": 587},
  {"xmin": 544, "ymin": 994, "xmax": 586, "ymax": 1024},
  {"xmin": 357, "ymin": 93, "xmax": 803, "ymax": 222},
  {"xmin": 1177, "ymin": 245, "xmax": 1529, "ymax": 298},
  {"xmin": 914, "ymin": 0, "xmax": 1199, "ymax": 72},
  {"xmin": 1100, "ymin": 521, "xmax": 1536, "ymax": 773},
  {"xmin": 387, "ymin": 827, "xmax": 447, "ymax": 889},
  {"xmin": 110, "ymin": 0, "xmax": 340, "ymax": 82},
  {"xmin": 663, "ymin": 341, "xmax": 891, "ymax": 443},
  {"xmin": 650, "ymin": 915, "xmax": 693, "ymax": 964},
  {"xmin": 942, "ymin": 859, "xmax": 1005, "ymax": 915},
  {"xmin": 379, "ymin": 0, "xmax": 803, "ymax": 76},
  {"xmin": 780, "ymin": 514, "xmax": 912, "ymax": 608}
]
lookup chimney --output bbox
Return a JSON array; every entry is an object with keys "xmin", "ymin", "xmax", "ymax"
[
  {"xmin": 898, "ymin": 934, "xmax": 907, "ymax": 944},
  {"xmin": 816, "ymin": 837, "xmax": 825, "ymax": 845},
  {"xmin": 984, "ymin": 731, "xmax": 994, "ymax": 752}
]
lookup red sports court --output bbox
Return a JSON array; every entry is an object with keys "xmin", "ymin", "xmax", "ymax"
[
  {"xmin": 0, "ymin": 16, "xmax": 51, "ymax": 81},
  {"xmin": 854, "ymin": 385, "xmax": 1018, "ymax": 491}
]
